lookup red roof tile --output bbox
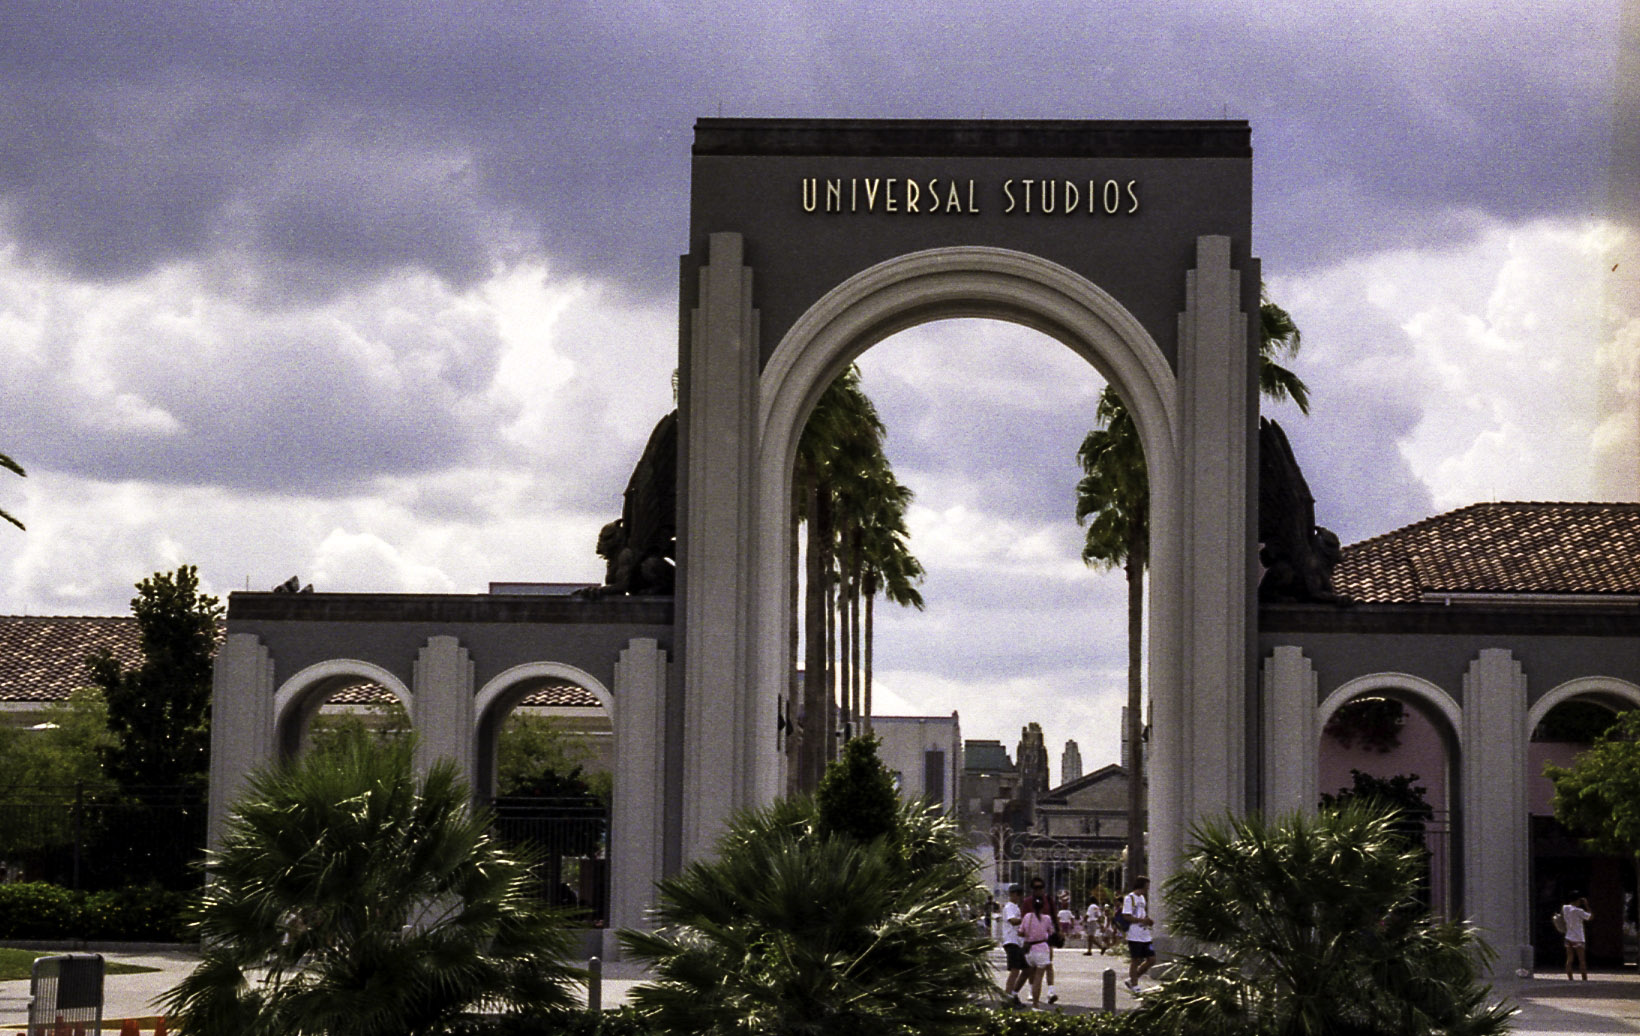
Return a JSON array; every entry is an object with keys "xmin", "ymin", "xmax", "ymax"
[
  {"xmin": 0, "ymin": 616, "xmax": 142, "ymax": 702},
  {"xmin": 0, "ymin": 615, "xmax": 604, "ymax": 708},
  {"xmin": 1335, "ymin": 502, "xmax": 1640, "ymax": 603}
]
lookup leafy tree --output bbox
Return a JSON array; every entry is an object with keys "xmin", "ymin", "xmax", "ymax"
[
  {"xmin": 87, "ymin": 565, "xmax": 223, "ymax": 791},
  {"xmin": 1142, "ymin": 804, "xmax": 1510, "ymax": 1036},
  {"xmin": 0, "ymin": 689, "xmax": 119, "ymax": 868},
  {"xmin": 621, "ymin": 747, "xmax": 991, "ymax": 1036},
  {"xmin": 815, "ymin": 734, "xmax": 899, "ymax": 842},
  {"xmin": 162, "ymin": 736, "xmax": 580, "ymax": 1036},
  {"xmin": 1545, "ymin": 708, "xmax": 1640, "ymax": 856},
  {"xmin": 0, "ymin": 451, "xmax": 22, "ymax": 530},
  {"xmin": 495, "ymin": 712, "xmax": 612, "ymax": 804},
  {"xmin": 1075, "ymin": 292, "xmax": 1310, "ymax": 880}
]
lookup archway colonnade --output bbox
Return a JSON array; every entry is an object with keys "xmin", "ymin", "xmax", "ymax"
[
  {"xmin": 210, "ymin": 628, "xmax": 671, "ymax": 941},
  {"xmin": 1263, "ymin": 645, "xmax": 1640, "ymax": 971}
]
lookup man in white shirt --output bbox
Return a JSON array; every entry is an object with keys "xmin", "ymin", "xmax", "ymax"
[
  {"xmin": 1120, "ymin": 875, "xmax": 1156, "ymax": 993},
  {"xmin": 1563, "ymin": 892, "xmax": 1593, "ymax": 981},
  {"xmin": 1000, "ymin": 883, "xmax": 1027, "ymax": 1006}
]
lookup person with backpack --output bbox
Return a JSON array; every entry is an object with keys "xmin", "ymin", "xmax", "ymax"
[{"xmin": 1119, "ymin": 875, "xmax": 1157, "ymax": 993}]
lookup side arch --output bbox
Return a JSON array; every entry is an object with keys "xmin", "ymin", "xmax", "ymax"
[
  {"xmin": 1526, "ymin": 676, "xmax": 1640, "ymax": 733},
  {"xmin": 475, "ymin": 662, "xmax": 615, "ymax": 723},
  {"xmin": 273, "ymin": 659, "xmax": 414, "ymax": 758},
  {"xmin": 1318, "ymin": 672, "xmax": 1465, "ymax": 750}
]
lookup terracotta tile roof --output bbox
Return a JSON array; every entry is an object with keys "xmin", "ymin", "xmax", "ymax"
[
  {"xmin": 1334, "ymin": 502, "xmax": 1640, "ymax": 604},
  {"xmin": 0, "ymin": 616, "xmax": 142, "ymax": 703},
  {"xmin": 0, "ymin": 614, "xmax": 605, "ymax": 709}
]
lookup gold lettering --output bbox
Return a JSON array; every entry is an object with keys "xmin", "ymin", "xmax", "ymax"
[
  {"xmin": 802, "ymin": 178, "xmax": 818, "ymax": 213},
  {"xmin": 1126, "ymin": 180, "xmax": 1139, "ymax": 214},
  {"xmin": 851, "ymin": 178, "xmax": 858, "ymax": 212},
  {"xmin": 968, "ymin": 179, "xmax": 978, "ymax": 213},
  {"xmin": 1102, "ymin": 179, "xmax": 1120, "ymax": 214},
  {"xmin": 905, "ymin": 178, "xmax": 920, "ymax": 213},
  {"xmin": 885, "ymin": 178, "xmax": 898, "ymax": 212},
  {"xmin": 949, "ymin": 181, "xmax": 965, "ymax": 213},
  {"xmin": 1022, "ymin": 179, "xmax": 1035, "ymax": 213},
  {"xmin": 1064, "ymin": 180, "xmax": 1079, "ymax": 215},
  {"xmin": 1042, "ymin": 179, "xmax": 1056, "ymax": 214},
  {"xmin": 826, "ymin": 179, "xmax": 842, "ymax": 212},
  {"xmin": 864, "ymin": 178, "xmax": 881, "ymax": 211},
  {"xmin": 926, "ymin": 179, "xmax": 940, "ymax": 213},
  {"xmin": 1002, "ymin": 179, "xmax": 1015, "ymax": 214}
]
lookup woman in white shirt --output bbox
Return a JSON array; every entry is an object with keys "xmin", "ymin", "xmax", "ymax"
[{"xmin": 1563, "ymin": 893, "xmax": 1593, "ymax": 981}]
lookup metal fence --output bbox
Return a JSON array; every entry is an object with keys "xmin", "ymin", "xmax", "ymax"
[
  {"xmin": 0, "ymin": 784, "xmax": 205, "ymax": 890},
  {"xmin": 993, "ymin": 829, "xmax": 1125, "ymax": 910},
  {"xmin": 491, "ymin": 795, "xmax": 610, "ymax": 924}
]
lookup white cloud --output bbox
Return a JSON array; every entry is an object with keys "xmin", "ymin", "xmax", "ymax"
[{"xmin": 1270, "ymin": 217, "xmax": 1639, "ymax": 540}]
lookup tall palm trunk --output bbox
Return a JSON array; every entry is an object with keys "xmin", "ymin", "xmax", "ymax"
[
  {"xmin": 849, "ymin": 531, "xmax": 863, "ymax": 739},
  {"xmin": 787, "ymin": 509, "xmax": 802, "ymax": 795},
  {"xmin": 838, "ymin": 529, "xmax": 854, "ymax": 741},
  {"xmin": 802, "ymin": 484, "xmax": 831, "ymax": 792},
  {"xmin": 1124, "ymin": 546, "xmax": 1146, "ymax": 882},
  {"xmin": 863, "ymin": 580, "xmax": 875, "ymax": 737}
]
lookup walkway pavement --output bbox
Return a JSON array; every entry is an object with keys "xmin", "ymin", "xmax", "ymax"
[{"xmin": 0, "ymin": 945, "xmax": 1633, "ymax": 1033}]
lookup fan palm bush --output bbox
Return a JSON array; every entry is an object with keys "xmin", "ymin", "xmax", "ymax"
[
  {"xmin": 621, "ymin": 738, "xmax": 992, "ymax": 1035},
  {"xmin": 1140, "ymin": 803, "xmax": 1511, "ymax": 1036},
  {"xmin": 162, "ymin": 737, "xmax": 580, "ymax": 1036}
]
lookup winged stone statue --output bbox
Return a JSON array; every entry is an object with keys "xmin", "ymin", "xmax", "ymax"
[
  {"xmin": 1257, "ymin": 417, "xmax": 1347, "ymax": 604},
  {"xmin": 578, "ymin": 410, "xmax": 677, "ymax": 598}
]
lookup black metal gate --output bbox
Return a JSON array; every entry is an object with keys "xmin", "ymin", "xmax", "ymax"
[{"xmin": 491, "ymin": 795, "xmax": 610, "ymax": 924}]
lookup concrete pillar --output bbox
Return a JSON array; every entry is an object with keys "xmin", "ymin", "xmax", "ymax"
[
  {"xmin": 611, "ymin": 638, "xmax": 670, "ymax": 942},
  {"xmin": 412, "ymin": 636, "xmax": 475, "ymax": 784},
  {"xmin": 1151, "ymin": 235, "xmax": 1254, "ymax": 888},
  {"xmin": 680, "ymin": 231, "xmax": 761, "ymax": 862},
  {"xmin": 208, "ymin": 633, "xmax": 275, "ymax": 849},
  {"xmin": 1462, "ymin": 648, "xmax": 1530, "ymax": 972},
  {"xmin": 1260, "ymin": 646, "xmax": 1319, "ymax": 816}
]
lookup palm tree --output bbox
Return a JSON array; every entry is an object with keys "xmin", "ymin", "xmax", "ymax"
[
  {"xmin": 1, "ymin": 451, "xmax": 24, "ymax": 530},
  {"xmin": 791, "ymin": 366, "xmax": 923, "ymax": 791},
  {"xmin": 163, "ymin": 736, "xmax": 580, "ymax": 1036},
  {"xmin": 620, "ymin": 741, "xmax": 992, "ymax": 1036},
  {"xmin": 1141, "ymin": 803, "xmax": 1512, "ymax": 1036},
  {"xmin": 1076, "ymin": 292, "xmax": 1311, "ymax": 881}
]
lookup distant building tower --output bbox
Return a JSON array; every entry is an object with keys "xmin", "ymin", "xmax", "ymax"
[
  {"xmin": 1061, "ymin": 739, "xmax": 1083, "ymax": 784},
  {"xmin": 1016, "ymin": 722, "xmax": 1050, "ymax": 797}
]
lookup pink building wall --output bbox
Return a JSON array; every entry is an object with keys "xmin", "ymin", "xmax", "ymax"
[{"xmin": 1318, "ymin": 700, "xmax": 1450, "ymax": 812}]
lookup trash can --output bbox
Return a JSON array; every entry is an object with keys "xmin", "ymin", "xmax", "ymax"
[{"xmin": 28, "ymin": 953, "xmax": 103, "ymax": 1035}]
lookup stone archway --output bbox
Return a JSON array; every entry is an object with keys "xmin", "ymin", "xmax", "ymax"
[
  {"xmin": 680, "ymin": 225, "xmax": 1257, "ymax": 892},
  {"xmin": 273, "ymin": 658, "xmax": 414, "ymax": 760}
]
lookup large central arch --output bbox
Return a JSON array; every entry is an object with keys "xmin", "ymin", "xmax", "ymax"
[{"xmin": 675, "ymin": 120, "xmax": 1262, "ymax": 891}]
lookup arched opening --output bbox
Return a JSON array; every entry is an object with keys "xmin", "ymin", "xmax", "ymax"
[
  {"xmin": 273, "ymin": 660, "xmax": 413, "ymax": 762},
  {"xmin": 475, "ymin": 664, "xmax": 614, "ymax": 923},
  {"xmin": 779, "ymin": 315, "xmax": 1143, "ymax": 892},
  {"xmin": 1317, "ymin": 677, "xmax": 1462, "ymax": 917},
  {"xmin": 1526, "ymin": 678, "xmax": 1640, "ymax": 967}
]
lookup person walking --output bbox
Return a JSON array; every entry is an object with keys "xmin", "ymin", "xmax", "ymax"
[
  {"xmin": 1120, "ymin": 875, "xmax": 1157, "ymax": 993},
  {"xmin": 1563, "ymin": 892, "xmax": 1593, "ymax": 981},
  {"xmin": 1000, "ymin": 884, "xmax": 1028, "ymax": 1006},
  {"xmin": 1018, "ymin": 885, "xmax": 1058, "ymax": 1008},
  {"xmin": 1084, "ymin": 896, "xmax": 1108, "ymax": 954}
]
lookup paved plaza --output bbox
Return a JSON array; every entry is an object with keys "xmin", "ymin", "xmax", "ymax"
[{"xmin": 0, "ymin": 945, "xmax": 1634, "ymax": 1033}]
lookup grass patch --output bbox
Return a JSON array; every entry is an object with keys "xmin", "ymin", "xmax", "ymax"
[{"xmin": 0, "ymin": 947, "xmax": 159, "ymax": 981}]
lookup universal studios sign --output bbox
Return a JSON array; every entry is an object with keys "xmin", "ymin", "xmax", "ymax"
[{"xmin": 800, "ymin": 175, "xmax": 1141, "ymax": 216}]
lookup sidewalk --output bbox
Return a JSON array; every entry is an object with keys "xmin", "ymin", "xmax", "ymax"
[{"xmin": 2, "ymin": 947, "xmax": 1634, "ymax": 1033}]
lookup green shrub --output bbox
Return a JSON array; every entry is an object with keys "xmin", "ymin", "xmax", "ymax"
[
  {"xmin": 0, "ymin": 883, "xmax": 77, "ymax": 938},
  {"xmin": 77, "ymin": 886, "xmax": 189, "ymax": 941},
  {"xmin": 0, "ymin": 882, "xmax": 190, "ymax": 941},
  {"xmin": 973, "ymin": 1008, "xmax": 1145, "ymax": 1035},
  {"xmin": 439, "ymin": 1006, "xmax": 654, "ymax": 1035}
]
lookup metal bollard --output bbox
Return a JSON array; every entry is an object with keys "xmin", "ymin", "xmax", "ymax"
[
  {"xmin": 1102, "ymin": 967, "xmax": 1117, "ymax": 1012},
  {"xmin": 588, "ymin": 955, "xmax": 602, "ymax": 1012}
]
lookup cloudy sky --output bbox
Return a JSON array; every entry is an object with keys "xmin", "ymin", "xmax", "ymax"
[{"xmin": 1, "ymin": 1, "xmax": 1635, "ymax": 783}]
